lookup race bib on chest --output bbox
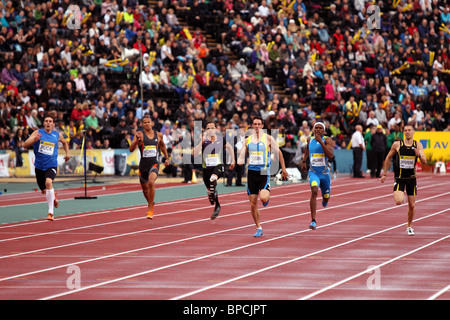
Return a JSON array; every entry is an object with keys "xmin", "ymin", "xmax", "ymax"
[
  {"xmin": 38, "ymin": 141, "xmax": 55, "ymax": 156},
  {"xmin": 205, "ymin": 154, "xmax": 220, "ymax": 167},
  {"xmin": 399, "ymin": 155, "xmax": 415, "ymax": 169},
  {"xmin": 249, "ymin": 151, "xmax": 264, "ymax": 165},
  {"xmin": 310, "ymin": 153, "xmax": 326, "ymax": 167},
  {"xmin": 143, "ymin": 145, "xmax": 157, "ymax": 157}
]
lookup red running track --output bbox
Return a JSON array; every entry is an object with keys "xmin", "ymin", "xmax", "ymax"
[{"xmin": 0, "ymin": 173, "xmax": 448, "ymax": 300}]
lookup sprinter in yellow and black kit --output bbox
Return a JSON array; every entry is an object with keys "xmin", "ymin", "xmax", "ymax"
[{"xmin": 381, "ymin": 124, "xmax": 427, "ymax": 236}]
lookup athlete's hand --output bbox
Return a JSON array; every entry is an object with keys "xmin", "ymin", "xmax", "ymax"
[
  {"xmin": 64, "ymin": 155, "xmax": 70, "ymax": 162},
  {"xmin": 281, "ymin": 169, "xmax": 290, "ymax": 181},
  {"xmin": 301, "ymin": 162, "xmax": 306, "ymax": 172},
  {"xmin": 414, "ymin": 148, "xmax": 421, "ymax": 157},
  {"xmin": 229, "ymin": 162, "xmax": 235, "ymax": 170},
  {"xmin": 164, "ymin": 158, "xmax": 170, "ymax": 167},
  {"xmin": 35, "ymin": 133, "xmax": 42, "ymax": 143},
  {"xmin": 314, "ymin": 133, "xmax": 323, "ymax": 143},
  {"xmin": 380, "ymin": 175, "xmax": 387, "ymax": 183},
  {"xmin": 136, "ymin": 131, "xmax": 144, "ymax": 142}
]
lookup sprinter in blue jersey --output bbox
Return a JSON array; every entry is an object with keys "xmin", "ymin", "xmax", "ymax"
[
  {"xmin": 23, "ymin": 115, "xmax": 70, "ymax": 221},
  {"xmin": 301, "ymin": 122, "xmax": 334, "ymax": 230},
  {"xmin": 238, "ymin": 116, "xmax": 289, "ymax": 237}
]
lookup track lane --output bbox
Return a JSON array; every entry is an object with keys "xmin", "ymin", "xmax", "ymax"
[{"xmin": 0, "ymin": 175, "xmax": 447, "ymax": 300}]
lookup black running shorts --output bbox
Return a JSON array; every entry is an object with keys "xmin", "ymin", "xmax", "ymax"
[
  {"xmin": 35, "ymin": 167, "xmax": 57, "ymax": 191},
  {"xmin": 394, "ymin": 177, "xmax": 417, "ymax": 196}
]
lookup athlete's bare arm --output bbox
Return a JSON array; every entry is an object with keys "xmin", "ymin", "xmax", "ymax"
[
  {"xmin": 237, "ymin": 138, "xmax": 248, "ymax": 166},
  {"xmin": 381, "ymin": 141, "xmax": 400, "ymax": 183},
  {"xmin": 59, "ymin": 132, "xmax": 70, "ymax": 162},
  {"xmin": 157, "ymin": 131, "xmax": 170, "ymax": 166},
  {"xmin": 129, "ymin": 131, "xmax": 143, "ymax": 152},
  {"xmin": 23, "ymin": 130, "xmax": 41, "ymax": 149}
]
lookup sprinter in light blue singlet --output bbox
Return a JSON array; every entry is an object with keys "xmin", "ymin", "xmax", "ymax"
[
  {"xmin": 301, "ymin": 122, "xmax": 334, "ymax": 230},
  {"xmin": 247, "ymin": 132, "xmax": 271, "ymax": 174},
  {"xmin": 23, "ymin": 115, "xmax": 70, "ymax": 221},
  {"xmin": 238, "ymin": 116, "xmax": 289, "ymax": 237}
]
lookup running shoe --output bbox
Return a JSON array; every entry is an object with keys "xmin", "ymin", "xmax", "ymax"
[
  {"xmin": 254, "ymin": 228, "xmax": 263, "ymax": 237},
  {"xmin": 47, "ymin": 213, "xmax": 54, "ymax": 221},
  {"xmin": 262, "ymin": 200, "xmax": 269, "ymax": 207},
  {"xmin": 54, "ymin": 191, "xmax": 59, "ymax": 208},
  {"xmin": 309, "ymin": 221, "xmax": 317, "ymax": 230},
  {"xmin": 322, "ymin": 199, "xmax": 328, "ymax": 208},
  {"xmin": 406, "ymin": 227, "xmax": 415, "ymax": 236},
  {"xmin": 211, "ymin": 202, "xmax": 221, "ymax": 220},
  {"xmin": 147, "ymin": 203, "xmax": 155, "ymax": 220}
]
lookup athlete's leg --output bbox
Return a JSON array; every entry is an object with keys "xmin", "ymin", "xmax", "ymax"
[
  {"xmin": 210, "ymin": 174, "xmax": 222, "ymax": 220},
  {"xmin": 406, "ymin": 195, "xmax": 416, "ymax": 228},
  {"xmin": 45, "ymin": 177, "xmax": 55, "ymax": 215},
  {"xmin": 147, "ymin": 171, "xmax": 158, "ymax": 208},
  {"xmin": 320, "ymin": 174, "xmax": 331, "ymax": 207},
  {"xmin": 393, "ymin": 191, "xmax": 405, "ymax": 205},
  {"xmin": 310, "ymin": 185, "xmax": 319, "ymax": 221},
  {"xmin": 203, "ymin": 169, "xmax": 216, "ymax": 205},
  {"xmin": 405, "ymin": 180, "xmax": 417, "ymax": 231},
  {"xmin": 44, "ymin": 167, "xmax": 58, "ymax": 220},
  {"xmin": 249, "ymin": 194, "xmax": 260, "ymax": 228},
  {"xmin": 144, "ymin": 168, "xmax": 158, "ymax": 219},
  {"xmin": 260, "ymin": 174, "xmax": 270, "ymax": 206},
  {"xmin": 259, "ymin": 188, "xmax": 270, "ymax": 205},
  {"xmin": 209, "ymin": 174, "xmax": 218, "ymax": 202},
  {"xmin": 308, "ymin": 171, "xmax": 320, "ymax": 227},
  {"xmin": 139, "ymin": 168, "xmax": 150, "ymax": 203},
  {"xmin": 140, "ymin": 182, "xmax": 149, "ymax": 202}
]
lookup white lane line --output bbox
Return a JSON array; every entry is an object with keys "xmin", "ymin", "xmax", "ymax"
[
  {"xmin": 39, "ymin": 192, "xmax": 450, "ymax": 300},
  {"xmin": 0, "ymin": 183, "xmax": 317, "ymax": 243},
  {"xmin": 300, "ymin": 232, "xmax": 450, "ymax": 300},
  {"xmin": 0, "ymin": 178, "xmax": 308, "ymax": 227},
  {"xmin": 428, "ymin": 284, "xmax": 450, "ymax": 300},
  {"xmin": 0, "ymin": 183, "xmax": 393, "ymax": 272},
  {"xmin": 171, "ymin": 207, "xmax": 450, "ymax": 300}
]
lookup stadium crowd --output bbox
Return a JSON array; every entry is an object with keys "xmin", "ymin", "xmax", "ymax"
[{"xmin": 1, "ymin": 0, "xmax": 450, "ymax": 178}]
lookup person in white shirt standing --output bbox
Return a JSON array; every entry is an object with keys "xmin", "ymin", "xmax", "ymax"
[
  {"xmin": 351, "ymin": 125, "xmax": 365, "ymax": 178},
  {"xmin": 413, "ymin": 104, "xmax": 425, "ymax": 123},
  {"xmin": 140, "ymin": 65, "xmax": 152, "ymax": 89},
  {"xmin": 366, "ymin": 110, "xmax": 380, "ymax": 127}
]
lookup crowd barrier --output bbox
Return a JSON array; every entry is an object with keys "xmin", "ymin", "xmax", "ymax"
[
  {"xmin": 0, "ymin": 148, "xmax": 139, "ymax": 178},
  {"xmin": 1, "ymin": 131, "xmax": 449, "ymax": 177}
]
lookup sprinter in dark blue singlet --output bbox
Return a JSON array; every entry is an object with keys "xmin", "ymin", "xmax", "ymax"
[
  {"xmin": 193, "ymin": 121, "xmax": 235, "ymax": 220},
  {"xmin": 129, "ymin": 114, "xmax": 169, "ymax": 220},
  {"xmin": 381, "ymin": 124, "xmax": 427, "ymax": 235},
  {"xmin": 23, "ymin": 115, "xmax": 70, "ymax": 221}
]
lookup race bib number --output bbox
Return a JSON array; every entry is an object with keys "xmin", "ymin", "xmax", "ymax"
[
  {"xmin": 249, "ymin": 151, "xmax": 264, "ymax": 165},
  {"xmin": 38, "ymin": 141, "xmax": 55, "ymax": 156},
  {"xmin": 143, "ymin": 145, "xmax": 157, "ymax": 157},
  {"xmin": 205, "ymin": 154, "xmax": 220, "ymax": 167},
  {"xmin": 310, "ymin": 153, "xmax": 326, "ymax": 167},
  {"xmin": 399, "ymin": 155, "xmax": 415, "ymax": 169}
]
